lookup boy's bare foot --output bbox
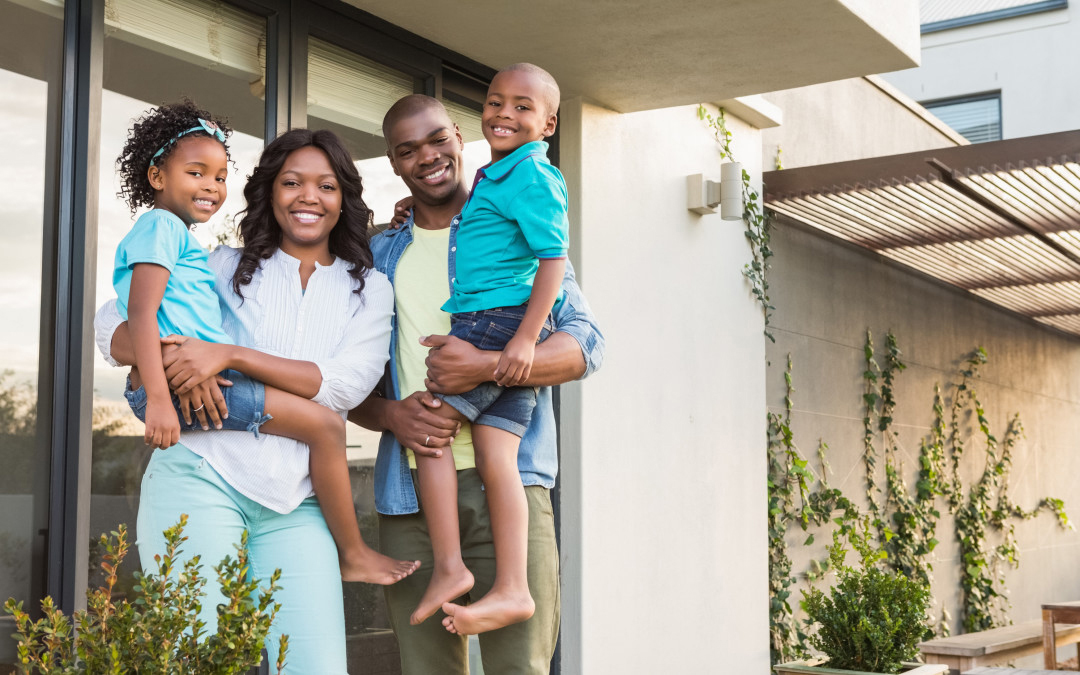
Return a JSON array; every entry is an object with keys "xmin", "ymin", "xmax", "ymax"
[
  {"xmin": 440, "ymin": 589, "xmax": 535, "ymax": 635},
  {"xmin": 340, "ymin": 546, "xmax": 419, "ymax": 585},
  {"xmin": 410, "ymin": 564, "xmax": 474, "ymax": 625}
]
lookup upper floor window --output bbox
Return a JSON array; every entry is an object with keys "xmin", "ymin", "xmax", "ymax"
[{"xmin": 923, "ymin": 93, "xmax": 1002, "ymax": 143}]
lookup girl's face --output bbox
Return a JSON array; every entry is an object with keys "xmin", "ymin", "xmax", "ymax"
[
  {"xmin": 148, "ymin": 135, "xmax": 228, "ymax": 225},
  {"xmin": 272, "ymin": 146, "xmax": 342, "ymax": 260}
]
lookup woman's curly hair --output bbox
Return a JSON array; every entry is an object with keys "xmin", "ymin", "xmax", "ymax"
[
  {"xmin": 232, "ymin": 128, "xmax": 375, "ymax": 298},
  {"xmin": 115, "ymin": 99, "xmax": 232, "ymax": 214}
]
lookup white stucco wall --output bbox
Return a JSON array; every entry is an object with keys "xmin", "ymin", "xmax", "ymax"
[
  {"xmin": 762, "ymin": 75, "xmax": 964, "ymax": 170},
  {"xmin": 881, "ymin": 4, "xmax": 1080, "ymax": 138},
  {"xmin": 556, "ymin": 100, "xmax": 769, "ymax": 674}
]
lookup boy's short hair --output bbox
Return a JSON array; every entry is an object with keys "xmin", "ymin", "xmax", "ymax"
[
  {"xmin": 500, "ymin": 63, "xmax": 560, "ymax": 116},
  {"xmin": 381, "ymin": 94, "xmax": 451, "ymax": 145}
]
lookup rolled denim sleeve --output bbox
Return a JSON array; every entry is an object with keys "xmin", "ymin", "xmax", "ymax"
[
  {"xmin": 311, "ymin": 271, "xmax": 394, "ymax": 411},
  {"xmin": 552, "ymin": 260, "xmax": 604, "ymax": 379},
  {"xmin": 94, "ymin": 299, "xmax": 125, "ymax": 367}
]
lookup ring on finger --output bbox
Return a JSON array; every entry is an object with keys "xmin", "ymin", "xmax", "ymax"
[
  {"xmin": 424, "ymin": 435, "xmax": 430, "ymax": 446},
  {"xmin": 193, "ymin": 404, "xmax": 205, "ymax": 412}
]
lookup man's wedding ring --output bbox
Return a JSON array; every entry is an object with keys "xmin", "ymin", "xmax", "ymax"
[
  {"xmin": 424, "ymin": 435, "xmax": 430, "ymax": 446},
  {"xmin": 193, "ymin": 404, "xmax": 205, "ymax": 412}
]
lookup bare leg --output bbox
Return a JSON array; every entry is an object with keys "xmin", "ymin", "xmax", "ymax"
[
  {"xmin": 260, "ymin": 387, "xmax": 419, "ymax": 584},
  {"xmin": 410, "ymin": 403, "xmax": 475, "ymax": 625},
  {"xmin": 442, "ymin": 424, "xmax": 534, "ymax": 635}
]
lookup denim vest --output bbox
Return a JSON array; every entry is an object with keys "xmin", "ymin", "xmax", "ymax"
[{"xmin": 371, "ymin": 215, "xmax": 605, "ymax": 515}]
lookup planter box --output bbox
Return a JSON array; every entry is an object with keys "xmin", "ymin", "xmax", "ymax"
[{"xmin": 775, "ymin": 659, "xmax": 949, "ymax": 675}]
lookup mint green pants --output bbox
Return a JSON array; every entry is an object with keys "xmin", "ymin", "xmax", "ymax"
[{"xmin": 136, "ymin": 445, "xmax": 346, "ymax": 674}]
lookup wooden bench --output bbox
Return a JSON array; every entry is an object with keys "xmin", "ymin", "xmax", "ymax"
[{"xmin": 919, "ymin": 620, "xmax": 1080, "ymax": 675}]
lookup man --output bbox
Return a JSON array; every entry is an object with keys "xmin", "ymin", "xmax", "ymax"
[{"xmin": 349, "ymin": 94, "xmax": 604, "ymax": 674}]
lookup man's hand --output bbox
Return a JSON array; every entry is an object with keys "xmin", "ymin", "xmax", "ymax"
[
  {"xmin": 161, "ymin": 335, "xmax": 231, "ymax": 394},
  {"xmin": 421, "ymin": 334, "xmax": 498, "ymax": 395},
  {"xmin": 176, "ymin": 375, "xmax": 233, "ymax": 430},
  {"xmin": 385, "ymin": 391, "xmax": 460, "ymax": 457},
  {"xmin": 145, "ymin": 396, "xmax": 180, "ymax": 449},
  {"xmin": 495, "ymin": 333, "xmax": 535, "ymax": 386}
]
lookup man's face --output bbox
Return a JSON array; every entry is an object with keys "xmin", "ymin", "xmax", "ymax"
[{"xmin": 386, "ymin": 109, "xmax": 465, "ymax": 207}]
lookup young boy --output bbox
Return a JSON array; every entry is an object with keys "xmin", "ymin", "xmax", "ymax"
[{"xmin": 408, "ymin": 63, "xmax": 569, "ymax": 635}]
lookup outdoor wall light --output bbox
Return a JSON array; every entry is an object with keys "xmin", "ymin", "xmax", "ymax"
[{"xmin": 687, "ymin": 161, "xmax": 743, "ymax": 220}]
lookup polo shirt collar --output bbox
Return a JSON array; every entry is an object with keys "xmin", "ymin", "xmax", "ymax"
[{"xmin": 480, "ymin": 140, "xmax": 549, "ymax": 181}]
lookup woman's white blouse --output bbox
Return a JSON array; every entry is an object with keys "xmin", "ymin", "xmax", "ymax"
[{"xmin": 94, "ymin": 245, "xmax": 393, "ymax": 513}]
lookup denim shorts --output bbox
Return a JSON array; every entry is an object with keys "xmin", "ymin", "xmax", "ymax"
[
  {"xmin": 437, "ymin": 304, "xmax": 553, "ymax": 437},
  {"xmin": 124, "ymin": 368, "xmax": 273, "ymax": 438}
]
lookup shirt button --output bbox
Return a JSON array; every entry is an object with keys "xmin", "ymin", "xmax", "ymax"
[
  {"xmin": 451, "ymin": 278, "xmax": 456, "ymax": 283},
  {"xmin": 451, "ymin": 247, "xmax": 457, "ymax": 252}
]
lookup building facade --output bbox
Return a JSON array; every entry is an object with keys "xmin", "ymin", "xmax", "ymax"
[
  {"xmin": 0, "ymin": 0, "xmax": 920, "ymax": 672},
  {"xmin": 883, "ymin": 0, "xmax": 1080, "ymax": 141}
]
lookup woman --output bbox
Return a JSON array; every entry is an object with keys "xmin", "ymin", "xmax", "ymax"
[{"xmin": 95, "ymin": 128, "xmax": 406, "ymax": 672}]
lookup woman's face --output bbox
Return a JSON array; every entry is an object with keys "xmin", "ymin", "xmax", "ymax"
[{"xmin": 271, "ymin": 145, "xmax": 342, "ymax": 259}]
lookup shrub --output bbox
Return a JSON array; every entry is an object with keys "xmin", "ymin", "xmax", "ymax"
[
  {"xmin": 4, "ymin": 515, "xmax": 287, "ymax": 674},
  {"xmin": 802, "ymin": 522, "xmax": 931, "ymax": 673}
]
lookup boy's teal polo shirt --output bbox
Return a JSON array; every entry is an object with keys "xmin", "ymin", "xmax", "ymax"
[{"xmin": 441, "ymin": 140, "xmax": 569, "ymax": 314}]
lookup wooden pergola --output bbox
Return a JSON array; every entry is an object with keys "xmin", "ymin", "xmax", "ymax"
[{"xmin": 765, "ymin": 131, "xmax": 1080, "ymax": 336}]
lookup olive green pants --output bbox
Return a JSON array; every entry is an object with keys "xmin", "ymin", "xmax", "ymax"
[{"xmin": 379, "ymin": 468, "xmax": 560, "ymax": 675}]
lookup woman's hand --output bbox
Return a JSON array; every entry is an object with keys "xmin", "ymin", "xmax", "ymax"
[
  {"xmin": 388, "ymin": 196, "xmax": 414, "ymax": 229},
  {"xmin": 385, "ymin": 391, "xmax": 460, "ymax": 457},
  {"xmin": 161, "ymin": 335, "xmax": 232, "ymax": 394},
  {"xmin": 176, "ymin": 374, "xmax": 233, "ymax": 430}
]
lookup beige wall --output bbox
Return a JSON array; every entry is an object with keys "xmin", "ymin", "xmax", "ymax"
[
  {"xmin": 762, "ymin": 76, "xmax": 963, "ymax": 170},
  {"xmin": 768, "ymin": 217, "xmax": 1080, "ymax": 654},
  {"xmin": 557, "ymin": 99, "xmax": 769, "ymax": 674}
]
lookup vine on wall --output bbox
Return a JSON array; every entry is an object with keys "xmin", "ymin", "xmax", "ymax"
[
  {"xmin": 697, "ymin": 105, "xmax": 775, "ymax": 341},
  {"xmin": 766, "ymin": 334, "xmax": 1073, "ymax": 665}
]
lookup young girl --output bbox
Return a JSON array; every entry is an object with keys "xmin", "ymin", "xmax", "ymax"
[{"xmin": 112, "ymin": 100, "xmax": 417, "ymax": 585}]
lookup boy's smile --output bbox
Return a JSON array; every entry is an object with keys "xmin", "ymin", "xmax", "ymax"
[{"xmin": 482, "ymin": 69, "xmax": 558, "ymax": 162}]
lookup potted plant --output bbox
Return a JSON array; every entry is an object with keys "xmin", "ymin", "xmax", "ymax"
[
  {"xmin": 775, "ymin": 522, "xmax": 945, "ymax": 675},
  {"xmin": 4, "ymin": 515, "xmax": 287, "ymax": 674}
]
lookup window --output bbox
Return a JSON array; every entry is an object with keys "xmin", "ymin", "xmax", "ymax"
[
  {"xmin": 0, "ymin": 1, "xmax": 63, "ymax": 667},
  {"xmin": 923, "ymin": 93, "xmax": 1002, "ymax": 143}
]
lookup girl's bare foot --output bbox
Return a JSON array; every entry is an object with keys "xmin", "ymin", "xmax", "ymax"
[
  {"xmin": 410, "ymin": 563, "xmax": 474, "ymax": 625},
  {"xmin": 440, "ymin": 589, "xmax": 534, "ymax": 635},
  {"xmin": 340, "ymin": 546, "xmax": 419, "ymax": 585}
]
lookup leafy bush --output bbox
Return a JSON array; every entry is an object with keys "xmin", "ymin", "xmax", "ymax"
[
  {"xmin": 4, "ymin": 515, "xmax": 287, "ymax": 674},
  {"xmin": 802, "ymin": 522, "xmax": 931, "ymax": 673}
]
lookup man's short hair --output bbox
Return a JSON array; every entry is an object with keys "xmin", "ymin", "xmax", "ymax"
[
  {"xmin": 500, "ymin": 63, "xmax": 560, "ymax": 115},
  {"xmin": 382, "ymin": 94, "xmax": 451, "ymax": 145}
]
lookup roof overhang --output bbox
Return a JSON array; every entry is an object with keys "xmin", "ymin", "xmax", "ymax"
[
  {"xmin": 765, "ymin": 131, "xmax": 1080, "ymax": 336},
  {"xmin": 349, "ymin": 0, "xmax": 920, "ymax": 113}
]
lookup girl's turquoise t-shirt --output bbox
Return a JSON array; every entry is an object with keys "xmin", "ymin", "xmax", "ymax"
[{"xmin": 113, "ymin": 209, "xmax": 233, "ymax": 345}]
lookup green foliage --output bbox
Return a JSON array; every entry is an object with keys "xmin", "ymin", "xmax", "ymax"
[
  {"xmin": 802, "ymin": 522, "xmax": 931, "ymax": 674},
  {"xmin": 767, "ymin": 355, "xmax": 859, "ymax": 664},
  {"xmin": 698, "ymin": 104, "xmax": 775, "ymax": 341},
  {"xmin": 4, "ymin": 516, "xmax": 286, "ymax": 674},
  {"xmin": 767, "ymin": 334, "xmax": 1073, "ymax": 667}
]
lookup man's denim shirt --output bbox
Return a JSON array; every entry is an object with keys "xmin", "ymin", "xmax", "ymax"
[{"xmin": 371, "ymin": 214, "xmax": 605, "ymax": 515}]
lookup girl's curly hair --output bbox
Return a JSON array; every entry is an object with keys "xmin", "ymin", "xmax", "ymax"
[
  {"xmin": 115, "ymin": 99, "xmax": 232, "ymax": 214},
  {"xmin": 232, "ymin": 128, "xmax": 375, "ymax": 298}
]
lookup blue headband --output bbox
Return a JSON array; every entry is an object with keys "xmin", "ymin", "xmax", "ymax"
[{"xmin": 149, "ymin": 118, "xmax": 226, "ymax": 166}]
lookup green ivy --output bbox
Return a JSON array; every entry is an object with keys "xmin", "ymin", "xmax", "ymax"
[{"xmin": 698, "ymin": 105, "xmax": 775, "ymax": 341}]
